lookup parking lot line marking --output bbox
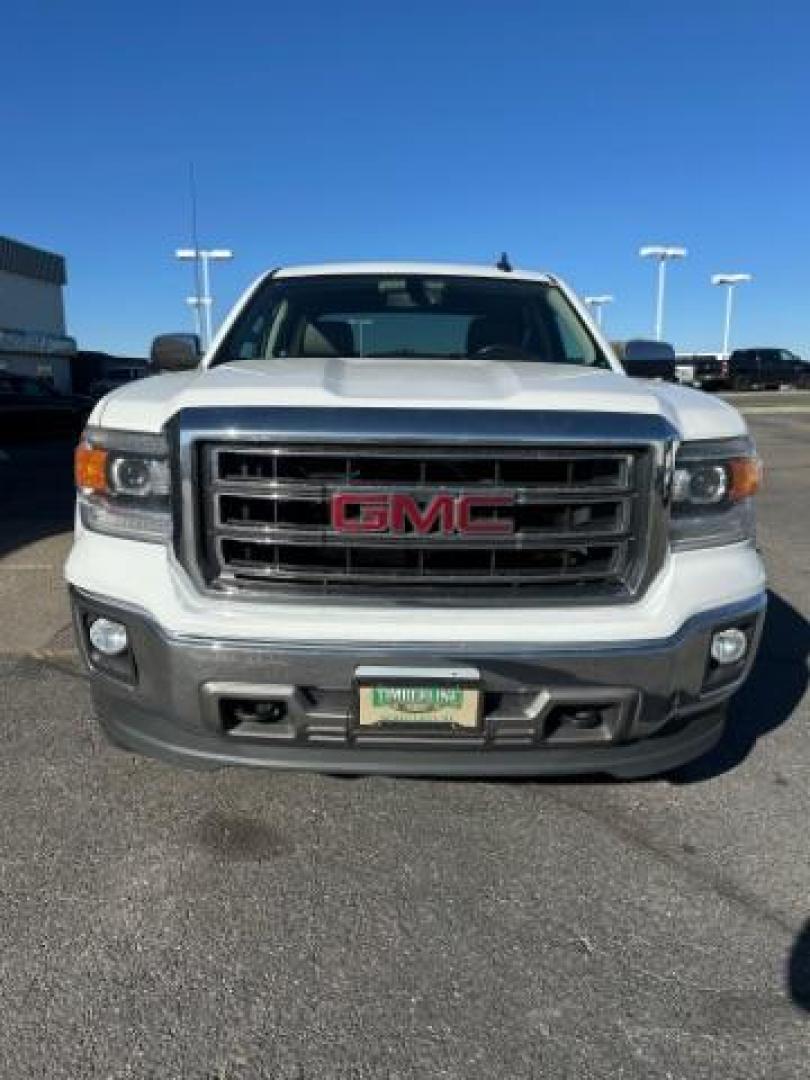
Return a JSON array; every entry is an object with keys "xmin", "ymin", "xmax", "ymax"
[
  {"xmin": 736, "ymin": 406, "xmax": 810, "ymax": 414},
  {"xmin": 0, "ymin": 648, "xmax": 78, "ymax": 660},
  {"xmin": 738, "ymin": 406, "xmax": 810, "ymax": 414},
  {"xmin": 0, "ymin": 565, "xmax": 57, "ymax": 571}
]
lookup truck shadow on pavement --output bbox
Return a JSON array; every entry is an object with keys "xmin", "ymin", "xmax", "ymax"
[
  {"xmin": 670, "ymin": 590, "xmax": 810, "ymax": 784},
  {"xmin": 0, "ymin": 440, "xmax": 76, "ymax": 559},
  {"xmin": 789, "ymin": 920, "xmax": 810, "ymax": 1012}
]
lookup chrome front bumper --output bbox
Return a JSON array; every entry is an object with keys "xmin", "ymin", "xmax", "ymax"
[{"xmin": 70, "ymin": 587, "xmax": 766, "ymax": 779}]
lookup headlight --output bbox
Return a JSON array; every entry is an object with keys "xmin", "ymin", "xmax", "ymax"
[
  {"xmin": 74, "ymin": 428, "xmax": 171, "ymax": 543},
  {"xmin": 670, "ymin": 437, "xmax": 762, "ymax": 550}
]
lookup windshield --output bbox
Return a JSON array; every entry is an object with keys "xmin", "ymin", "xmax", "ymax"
[{"xmin": 214, "ymin": 274, "xmax": 610, "ymax": 369}]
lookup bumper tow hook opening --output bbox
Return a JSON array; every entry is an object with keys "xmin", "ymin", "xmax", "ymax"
[
  {"xmin": 223, "ymin": 699, "xmax": 289, "ymax": 732},
  {"xmin": 544, "ymin": 704, "xmax": 616, "ymax": 745}
]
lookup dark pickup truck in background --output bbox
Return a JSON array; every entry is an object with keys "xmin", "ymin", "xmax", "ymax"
[
  {"xmin": 0, "ymin": 373, "xmax": 92, "ymax": 442},
  {"xmin": 727, "ymin": 348, "xmax": 809, "ymax": 390},
  {"xmin": 673, "ymin": 349, "xmax": 809, "ymax": 392},
  {"xmin": 675, "ymin": 353, "xmax": 729, "ymax": 389}
]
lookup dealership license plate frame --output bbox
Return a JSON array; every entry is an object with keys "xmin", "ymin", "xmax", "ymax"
[{"xmin": 354, "ymin": 666, "xmax": 483, "ymax": 733}]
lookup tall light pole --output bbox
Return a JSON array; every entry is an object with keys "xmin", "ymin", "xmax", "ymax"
[
  {"xmin": 175, "ymin": 248, "xmax": 234, "ymax": 349},
  {"xmin": 711, "ymin": 273, "xmax": 752, "ymax": 356},
  {"xmin": 584, "ymin": 294, "xmax": 614, "ymax": 329},
  {"xmin": 639, "ymin": 245, "xmax": 687, "ymax": 341},
  {"xmin": 186, "ymin": 296, "xmax": 204, "ymax": 339},
  {"xmin": 348, "ymin": 318, "xmax": 374, "ymax": 355}
]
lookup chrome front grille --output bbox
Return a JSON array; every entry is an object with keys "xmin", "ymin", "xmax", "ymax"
[{"xmin": 197, "ymin": 442, "xmax": 654, "ymax": 600}]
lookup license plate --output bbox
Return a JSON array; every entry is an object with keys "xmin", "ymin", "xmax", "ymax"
[{"xmin": 355, "ymin": 666, "xmax": 481, "ymax": 730}]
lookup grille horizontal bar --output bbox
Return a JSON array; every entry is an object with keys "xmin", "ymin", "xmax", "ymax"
[
  {"xmin": 215, "ymin": 494, "xmax": 631, "ymax": 545},
  {"xmin": 214, "ymin": 527, "xmax": 632, "ymax": 549},
  {"xmin": 214, "ymin": 446, "xmax": 633, "ymax": 492},
  {"xmin": 212, "ymin": 483, "xmax": 633, "ymax": 502},
  {"xmin": 199, "ymin": 442, "xmax": 651, "ymax": 598},
  {"xmin": 218, "ymin": 537, "xmax": 625, "ymax": 585}
]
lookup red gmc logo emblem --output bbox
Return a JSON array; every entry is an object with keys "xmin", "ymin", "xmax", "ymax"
[{"xmin": 331, "ymin": 492, "xmax": 515, "ymax": 536}]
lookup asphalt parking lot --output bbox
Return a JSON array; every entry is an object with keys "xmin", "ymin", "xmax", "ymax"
[{"xmin": 0, "ymin": 395, "xmax": 808, "ymax": 1079}]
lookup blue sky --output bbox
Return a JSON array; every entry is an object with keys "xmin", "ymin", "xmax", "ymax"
[{"xmin": 3, "ymin": 0, "xmax": 808, "ymax": 356}]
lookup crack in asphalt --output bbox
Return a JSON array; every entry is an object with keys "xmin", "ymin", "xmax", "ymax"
[{"xmin": 546, "ymin": 786, "xmax": 796, "ymax": 938}]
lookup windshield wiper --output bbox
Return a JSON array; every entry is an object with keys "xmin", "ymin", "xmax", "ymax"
[
  {"xmin": 469, "ymin": 344, "xmax": 543, "ymax": 363},
  {"xmin": 363, "ymin": 350, "xmax": 466, "ymax": 359}
]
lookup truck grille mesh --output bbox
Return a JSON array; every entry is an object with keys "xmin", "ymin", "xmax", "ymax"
[{"xmin": 197, "ymin": 444, "xmax": 651, "ymax": 599}]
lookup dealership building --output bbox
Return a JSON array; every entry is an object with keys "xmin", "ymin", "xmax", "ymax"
[{"xmin": 0, "ymin": 235, "xmax": 77, "ymax": 392}]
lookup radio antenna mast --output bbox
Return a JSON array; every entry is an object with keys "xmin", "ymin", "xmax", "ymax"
[{"xmin": 188, "ymin": 163, "xmax": 204, "ymax": 320}]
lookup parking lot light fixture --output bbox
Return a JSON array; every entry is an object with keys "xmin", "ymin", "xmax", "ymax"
[
  {"xmin": 584, "ymin": 295, "xmax": 614, "ymax": 328},
  {"xmin": 175, "ymin": 248, "xmax": 234, "ymax": 349},
  {"xmin": 639, "ymin": 245, "xmax": 687, "ymax": 340},
  {"xmin": 711, "ymin": 273, "xmax": 753, "ymax": 356}
]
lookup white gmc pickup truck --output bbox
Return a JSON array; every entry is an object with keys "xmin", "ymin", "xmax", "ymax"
[{"xmin": 66, "ymin": 262, "xmax": 766, "ymax": 777}]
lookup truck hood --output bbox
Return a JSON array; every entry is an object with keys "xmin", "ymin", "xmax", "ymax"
[{"xmin": 94, "ymin": 356, "xmax": 747, "ymax": 441}]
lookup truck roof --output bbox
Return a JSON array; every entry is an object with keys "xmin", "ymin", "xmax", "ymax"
[{"xmin": 273, "ymin": 262, "xmax": 555, "ymax": 283}]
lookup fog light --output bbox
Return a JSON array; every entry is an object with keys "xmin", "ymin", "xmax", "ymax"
[
  {"xmin": 711, "ymin": 627, "xmax": 747, "ymax": 665},
  {"xmin": 88, "ymin": 617, "xmax": 129, "ymax": 656}
]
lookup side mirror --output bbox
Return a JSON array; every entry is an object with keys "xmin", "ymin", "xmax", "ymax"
[
  {"xmin": 150, "ymin": 333, "xmax": 201, "ymax": 372},
  {"xmin": 613, "ymin": 339, "xmax": 677, "ymax": 382}
]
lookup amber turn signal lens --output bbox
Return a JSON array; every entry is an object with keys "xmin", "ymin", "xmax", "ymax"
[
  {"xmin": 75, "ymin": 443, "xmax": 109, "ymax": 493},
  {"xmin": 728, "ymin": 456, "xmax": 762, "ymax": 501}
]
